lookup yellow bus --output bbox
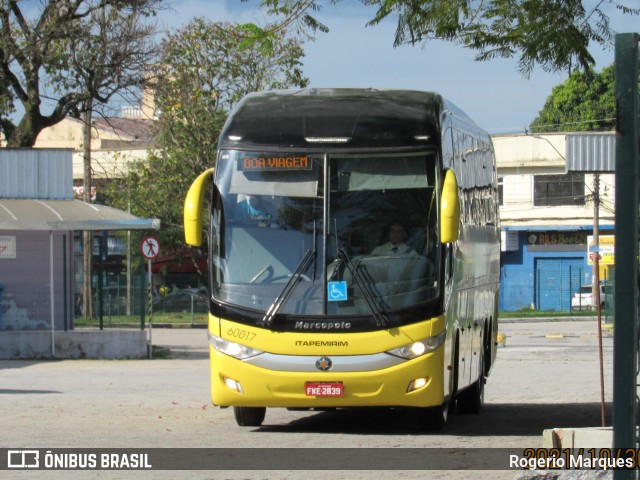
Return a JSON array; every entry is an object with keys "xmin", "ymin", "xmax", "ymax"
[{"xmin": 184, "ymin": 89, "xmax": 500, "ymax": 429}]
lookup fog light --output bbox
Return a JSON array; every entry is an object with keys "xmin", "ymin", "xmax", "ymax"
[
  {"xmin": 223, "ymin": 376, "xmax": 244, "ymax": 394},
  {"xmin": 407, "ymin": 377, "xmax": 429, "ymax": 393}
]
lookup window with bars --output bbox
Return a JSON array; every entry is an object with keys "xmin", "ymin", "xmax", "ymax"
[{"xmin": 533, "ymin": 173, "xmax": 585, "ymax": 207}]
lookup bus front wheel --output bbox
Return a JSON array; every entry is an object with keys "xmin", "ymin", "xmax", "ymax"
[
  {"xmin": 417, "ymin": 400, "xmax": 449, "ymax": 431},
  {"xmin": 233, "ymin": 407, "xmax": 266, "ymax": 426}
]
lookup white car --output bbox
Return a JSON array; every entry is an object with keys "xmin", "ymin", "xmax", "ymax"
[{"xmin": 571, "ymin": 284, "xmax": 610, "ymax": 310}]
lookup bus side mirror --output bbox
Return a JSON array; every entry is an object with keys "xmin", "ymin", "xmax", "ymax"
[
  {"xmin": 184, "ymin": 168, "xmax": 215, "ymax": 247},
  {"xmin": 440, "ymin": 169, "xmax": 460, "ymax": 244}
]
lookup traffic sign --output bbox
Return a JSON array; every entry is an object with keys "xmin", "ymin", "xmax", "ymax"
[
  {"xmin": 141, "ymin": 236, "xmax": 160, "ymax": 259},
  {"xmin": 587, "ymin": 235, "xmax": 615, "ymax": 265}
]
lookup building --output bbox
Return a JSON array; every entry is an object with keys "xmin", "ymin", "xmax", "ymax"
[
  {"xmin": 33, "ymin": 110, "xmax": 158, "ymax": 182},
  {"xmin": 496, "ymin": 132, "xmax": 615, "ymax": 311}
]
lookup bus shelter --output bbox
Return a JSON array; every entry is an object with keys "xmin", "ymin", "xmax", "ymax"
[{"xmin": 0, "ymin": 198, "xmax": 160, "ymax": 358}]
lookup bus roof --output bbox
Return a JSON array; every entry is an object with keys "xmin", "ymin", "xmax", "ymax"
[{"xmin": 218, "ymin": 88, "xmax": 480, "ymax": 150}]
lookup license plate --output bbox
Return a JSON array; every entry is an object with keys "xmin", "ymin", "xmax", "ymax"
[{"xmin": 305, "ymin": 382, "xmax": 344, "ymax": 397}]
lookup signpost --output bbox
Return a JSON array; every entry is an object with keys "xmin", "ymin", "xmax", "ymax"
[
  {"xmin": 141, "ymin": 236, "xmax": 160, "ymax": 260},
  {"xmin": 141, "ymin": 236, "xmax": 159, "ymax": 359}
]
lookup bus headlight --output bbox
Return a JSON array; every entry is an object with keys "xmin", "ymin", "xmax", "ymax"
[
  {"xmin": 386, "ymin": 331, "xmax": 446, "ymax": 359},
  {"xmin": 209, "ymin": 334, "xmax": 263, "ymax": 360}
]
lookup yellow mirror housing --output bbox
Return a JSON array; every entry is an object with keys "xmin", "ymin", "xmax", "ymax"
[
  {"xmin": 184, "ymin": 168, "xmax": 214, "ymax": 247},
  {"xmin": 440, "ymin": 169, "xmax": 460, "ymax": 244}
]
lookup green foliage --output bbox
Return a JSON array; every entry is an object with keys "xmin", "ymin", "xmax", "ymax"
[
  {"xmin": 530, "ymin": 65, "xmax": 618, "ymax": 132},
  {"xmin": 240, "ymin": 0, "xmax": 328, "ymax": 50},
  {"xmin": 105, "ymin": 152, "xmax": 203, "ymax": 272},
  {"xmin": 364, "ymin": 0, "xmax": 639, "ymax": 76},
  {"xmin": 105, "ymin": 19, "xmax": 309, "ymax": 266}
]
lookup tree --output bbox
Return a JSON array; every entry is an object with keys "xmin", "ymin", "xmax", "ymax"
[
  {"xmin": 0, "ymin": 0, "xmax": 161, "ymax": 147},
  {"xmin": 240, "ymin": 0, "xmax": 639, "ymax": 76},
  {"xmin": 65, "ymin": 5, "xmax": 158, "ymax": 318},
  {"xmin": 365, "ymin": 0, "xmax": 640, "ymax": 76},
  {"xmin": 105, "ymin": 19, "xmax": 309, "ymax": 273},
  {"xmin": 529, "ymin": 64, "xmax": 617, "ymax": 132}
]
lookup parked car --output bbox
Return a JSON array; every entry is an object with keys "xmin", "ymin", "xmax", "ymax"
[
  {"xmin": 155, "ymin": 287, "xmax": 209, "ymax": 313},
  {"xmin": 571, "ymin": 284, "xmax": 611, "ymax": 310}
]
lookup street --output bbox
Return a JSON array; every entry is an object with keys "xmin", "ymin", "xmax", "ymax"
[{"xmin": 0, "ymin": 319, "xmax": 613, "ymax": 479}]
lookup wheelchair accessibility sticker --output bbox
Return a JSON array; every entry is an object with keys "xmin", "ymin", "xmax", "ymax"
[{"xmin": 327, "ymin": 281, "xmax": 348, "ymax": 302}]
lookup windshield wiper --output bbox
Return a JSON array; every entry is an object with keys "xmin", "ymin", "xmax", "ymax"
[
  {"xmin": 261, "ymin": 247, "xmax": 316, "ymax": 327},
  {"xmin": 337, "ymin": 248, "xmax": 390, "ymax": 328}
]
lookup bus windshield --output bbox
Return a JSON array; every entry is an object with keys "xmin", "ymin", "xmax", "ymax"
[{"xmin": 211, "ymin": 149, "xmax": 441, "ymax": 323}]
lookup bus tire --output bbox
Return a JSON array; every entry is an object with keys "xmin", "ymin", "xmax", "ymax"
[
  {"xmin": 233, "ymin": 406, "xmax": 266, "ymax": 426},
  {"xmin": 417, "ymin": 401, "xmax": 449, "ymax": 431},
  {"xmin": 457, "ymin": 348, "xmax": 484, "ymax": 414}
]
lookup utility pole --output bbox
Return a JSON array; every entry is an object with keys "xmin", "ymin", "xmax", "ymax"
[
  {"xmin": 592, "ymin": 173, "xmax": 600, "ymax": 301},
  {"xmin": 82, "ymin": 102, "xmax": 94, "ymax": 320},
  {"xmin": 592, "ymin": 173, "xmax": 605, "ymax": 428}
]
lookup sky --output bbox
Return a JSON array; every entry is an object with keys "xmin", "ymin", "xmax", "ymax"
[{"xmin": 156, "ymin": 1, "xmax": 638, "ymax": 135}]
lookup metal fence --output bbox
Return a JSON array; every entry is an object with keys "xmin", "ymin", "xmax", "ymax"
[
  {"xmin": 568, "ymin": 268, "xmax": 614, "ymax": 323},
  {"xmin": 0, "ymin": 260, "xmax": 208, "ymax": 331},
  {"xmin": 83, "ymin": 272, "xmax": 209, "ymax": 329},
  {"xmin": 533, "ymin": 263, "xmax": 614, "ymax": 319}
]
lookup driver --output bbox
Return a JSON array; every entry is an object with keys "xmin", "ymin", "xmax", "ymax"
[
  {"xmin": 371, "ymin": 223, "xmax": 417, "ymax": 256},
  {"xmin": 235, "ymin": 195, "xmax": 269, "ymax": 220}
]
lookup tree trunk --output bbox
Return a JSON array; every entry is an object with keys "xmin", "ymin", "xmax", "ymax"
[
  {"xmin": 5, "ymin": 114, "xmax": 44, "ymax": 147},
  {"xmin": 5, "ymin": 102, "xmax": 65, "ymax": 147}
]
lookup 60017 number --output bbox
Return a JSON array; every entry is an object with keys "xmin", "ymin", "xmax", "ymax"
[{"xmin": 226, "ymin": 328, "xmax": 256, "ymax": 342}]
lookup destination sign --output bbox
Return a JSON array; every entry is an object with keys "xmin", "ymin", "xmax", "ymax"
[{"xmin": 239, "ymin": 155, "xmax": 311, "ymax": 172}]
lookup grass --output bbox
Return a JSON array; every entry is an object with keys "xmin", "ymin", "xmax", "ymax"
[
  {"xmin": 499, "ymin": 308, "xmax": 606, "ymax": 319},
  {"xmin": 74, "ymin": 311, "xmax": 208, "ymax": 328}
]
